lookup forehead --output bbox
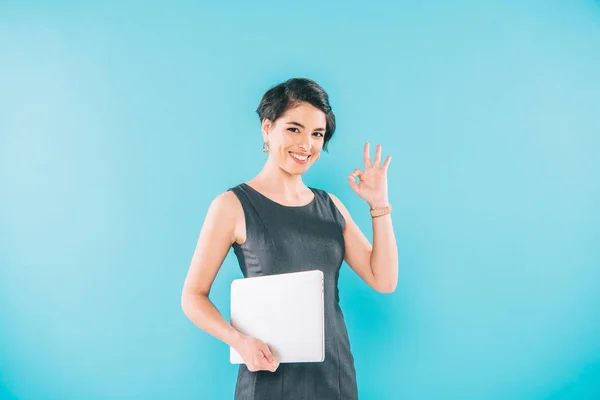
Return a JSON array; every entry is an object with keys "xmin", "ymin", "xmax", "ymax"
[{"xmin": 280, "ymin": 103, "xmax": 326, "ymax": 127}]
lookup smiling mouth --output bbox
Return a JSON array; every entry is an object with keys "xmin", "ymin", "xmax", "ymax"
[{"xmin": 289, "ymin": 152, "xmax": 311, "ymax": 163}]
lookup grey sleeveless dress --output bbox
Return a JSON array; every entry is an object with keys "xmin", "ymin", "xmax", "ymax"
[{"xmin": 227, "ymin": 183, "xmax": 359, "ymax": 400}]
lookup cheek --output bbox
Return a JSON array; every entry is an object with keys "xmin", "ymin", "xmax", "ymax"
[{"xmin": 277, "ymin": 136, "xmax": 294, "ymax": 150}]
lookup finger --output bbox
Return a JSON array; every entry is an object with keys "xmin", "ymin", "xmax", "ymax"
[
  {"xmin": 382, "ymin": 155, "xmax": 391, "ymax": 170},
  {"xmin": 374, "ymin": 144, "xmax": 382, "ymax": 167},
  {"xmin": 262, "ymin": 345, "xmax": 273, "ymax": 364},
  {"xmin": 254, "ymin": 347, "xmax": 267, "ymax": 365},
  {"xmin": 348, "ymin": 170, "xmax": 362, "ymax": 193},
  {"xmin": 262, "ymin": 346, "xmax": 275, "ymax": 364},
  {"xmin": 269, "ymin": 357, "xmax": 279, "ymax": 370},
  {"xmin": 262, "ymin": 345, "xmax": 278, "ymax": 368},
  {"xmin": 258, "ymin": 352, "xmax": 272, "ymax": 371},
  {"xmin": 251, "ymin": 353, "xmax": 261, "ymax": 371},
  {"xmin": 363, "ymin": 142, "xmax": 372, "ymax": 169},
  {"xmin": 266, "ymin": 358, "xmax": 278, "ymax": 372},
  {"xmin": 349, "ymin": 168, "xmax": 364, "ymax": 181},
  {"xmin": 263, "ymin": 358, "xmax": 276, "ymax": 371}
]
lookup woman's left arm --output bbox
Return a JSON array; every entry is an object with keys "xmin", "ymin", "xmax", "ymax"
[
  {"xmin": 328, "ymin": 193, "xmax": 398, "ymax": 293},
  {"xmin": 328, "ymin": 142, "xmax": 399, "ymax": 293}
]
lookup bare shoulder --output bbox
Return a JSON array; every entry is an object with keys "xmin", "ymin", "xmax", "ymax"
[
  {"xmin": 181, "ymin": 189, "xmax": 244, "ymax": 298},
  {"xmin": 214, "ymin": 189, "xmax": 241, "ymax": 209},
  {"xmin": 326, "ymin": 192, "xmax": 352, "ymax": 223},
  {"xmin": 211, "ymin": 190, "xmax": 245, "ymax": 245}
]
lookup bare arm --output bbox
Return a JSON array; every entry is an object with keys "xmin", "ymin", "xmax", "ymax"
[
  {"xmin": 329, "ymin": 193, "xmax": 398, "ymax": 293},
  {"xmin": 368, "ymin": 202, "xmax": 398, "ymax": 293},
  {"xmin": 181, "ymin": 191, "xmax": 246, "ymax": 349},
  {"xmin": 328, "ymin": 142, "xmax": 398, "ymax": 293}
]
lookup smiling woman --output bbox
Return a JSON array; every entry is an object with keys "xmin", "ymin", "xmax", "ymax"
[
  {"xmin": 261, "ymin": 102, "xmax": 326, "ymax": 171},
  {"xmin": 181, "ymin": 78, "xmax": 398, "ymax": 400}
]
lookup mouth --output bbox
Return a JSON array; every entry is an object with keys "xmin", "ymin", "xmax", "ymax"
[{"xmin": 289, "ymin": 152, "xmax": 311, "ymax": 164}]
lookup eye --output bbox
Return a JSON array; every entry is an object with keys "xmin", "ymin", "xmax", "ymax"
[
  {"xmin": 288, "ymin": 128, "xmax": 300, "ymax": 133},
  {"xmin": 313, "ymin": 132, "xmax": 324, "ymax": 137}
]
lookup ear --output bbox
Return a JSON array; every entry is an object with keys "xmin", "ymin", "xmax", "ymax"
[{"xmin": 261, "ymin": 118, "xmax": 272, "ymax": 141}]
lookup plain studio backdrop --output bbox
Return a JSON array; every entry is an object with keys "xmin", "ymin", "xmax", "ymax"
[{"xmin": 1, "ymin": 1, "xmax": 599, "ymax": 399}]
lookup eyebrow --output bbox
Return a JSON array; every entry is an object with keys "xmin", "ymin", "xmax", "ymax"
[{"xmin": 286, "ymin": 121, "xmax": 326, "ymax": 132}]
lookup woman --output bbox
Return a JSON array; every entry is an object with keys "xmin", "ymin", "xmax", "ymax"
[{"xmin": 181, "ymin": 78, "xmax": 398, "ymax": 399}]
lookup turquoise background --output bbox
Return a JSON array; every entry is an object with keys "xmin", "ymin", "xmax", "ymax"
[{"xmin": 1, "ymin": 1, "xmax": 600, "ymax": 399}]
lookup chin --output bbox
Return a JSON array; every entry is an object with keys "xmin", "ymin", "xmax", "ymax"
[{"xmin": 285, "ymin": 167, "xmax": 308, "ymax": 176}]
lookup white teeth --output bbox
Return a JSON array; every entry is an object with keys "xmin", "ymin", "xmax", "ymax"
[{"xmin": 290, "ymin": 153, "xmax": 309, "ymax": 161}]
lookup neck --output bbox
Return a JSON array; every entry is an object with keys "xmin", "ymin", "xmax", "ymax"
[{"xmin": 252, "ymin": 156, "xmax": 306, "ymax": 194}]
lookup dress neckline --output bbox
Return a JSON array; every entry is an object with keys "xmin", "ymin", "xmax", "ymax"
[{"xmin": 242, "ymin": 182, "xmax": 316, "ymax": 208}]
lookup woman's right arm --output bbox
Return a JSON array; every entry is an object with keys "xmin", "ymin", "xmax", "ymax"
[
  {"xmin": 180, "ymin": 191, "xmax": 279, "ymax": 372},
  {"xmin": 181, "ymin": 191, "xmax": 245, "ymax": 349}
]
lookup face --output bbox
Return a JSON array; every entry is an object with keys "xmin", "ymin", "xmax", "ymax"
[{"xmin": 262, "ymin": 102, "xmax": 326, "ymax": 174}]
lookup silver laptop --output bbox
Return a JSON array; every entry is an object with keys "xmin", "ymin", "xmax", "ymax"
[{"xmin": 229, "ymin": 269, "xmax": 325, "ymax": 364}]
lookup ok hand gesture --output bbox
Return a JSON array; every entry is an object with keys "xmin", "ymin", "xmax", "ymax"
[{"xmin": 348, "ymin": 143, "xmax": 391, "ymax": 209}]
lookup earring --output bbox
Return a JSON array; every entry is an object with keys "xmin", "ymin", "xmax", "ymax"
[{"xmin": 262, "ymin": 141, "xmax": 269, "ymax": 153}]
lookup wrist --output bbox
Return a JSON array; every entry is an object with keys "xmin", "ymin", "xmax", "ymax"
[
  {"xmin": 369, "ymin": 200, "xmax": 389, "ymax": 210},
  {"xmin": 229, "ymin": 329, "xmax": 247, "ymax": 350}
]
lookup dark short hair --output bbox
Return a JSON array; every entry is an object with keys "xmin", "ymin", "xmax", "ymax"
[{"xmin": 256, "ymin": 78, "xmax": 336, "ymax": 152}]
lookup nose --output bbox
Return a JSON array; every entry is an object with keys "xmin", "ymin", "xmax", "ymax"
[{"xmin": 298, "ymin": 134, "xmax": 311, "ymax": 152}]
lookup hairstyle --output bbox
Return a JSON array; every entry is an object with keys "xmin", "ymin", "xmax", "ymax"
[{"xmin": 256, "ymin": 78, "xmax": 336, "ymax": 152}]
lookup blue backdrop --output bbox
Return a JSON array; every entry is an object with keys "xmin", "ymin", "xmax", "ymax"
[{"xmin": 1, "ymin": 1, "xmax": 599, "ymax": 399}]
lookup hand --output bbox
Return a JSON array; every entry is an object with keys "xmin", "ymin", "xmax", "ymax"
[
  {"xmin": 348, "ymin": 142, "xmax": 391, "ymax": 209},
  {"xmin": 236, "ymin": 335, "xmax": 280, "ymax": 372}
]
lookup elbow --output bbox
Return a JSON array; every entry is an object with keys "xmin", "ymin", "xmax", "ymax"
[
  {"xmin": 377, "ymin": 283, "xmax": 397, "ymax": 294},
  {"xmin": 376, "ymin": 274, "xmax": 398, "ymax": 294},
  {"xmin": 181, "ymin": 289, "xmax": 208, "ymax": 315},
  {"xmin": 181, "ymin": 290, "xmax": 196, "ymax": 316},
  {"xmin": 371, "ymin": 260, "xmax": 399, "ymax": 294},
  {"xmin": 181, "ymin": 292, "xmax": 190, "ymax": 315}
]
